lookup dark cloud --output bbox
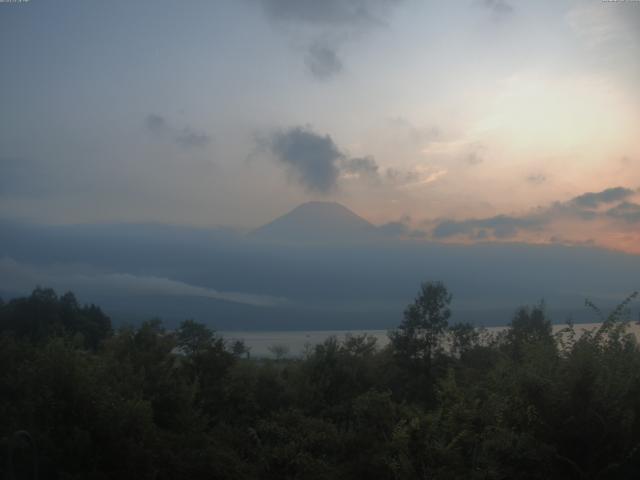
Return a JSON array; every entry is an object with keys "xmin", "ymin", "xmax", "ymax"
[
  {"xmin": 305, "ymin": 43, "xmax": 343, "ymax": 80},
  {"xmin": 571, "ymin": 187, "xmax": 634, "ymax": 208},
  {"xmin": 257, "ymin": 0, "xmax": 404, "ymax": 80},
  {"xmin": 606, "ymin": 202, "xmax": 640, "ymax": 223},
  {"xmin": 175, "ymin": 129, "xmax": 211, "ymax": 149},
  {"xmin": 268, "ymin": 127, "xmax": 342, "ymax": 192},
  {"xmin": 480, "ymin": 0, "xmax": 514, "ymax": 16},
  {"xmin": 433, "ymin": 214, "xmax": 541, "ymax": 239},
  {"xmin": 431, "ymin": 186, "xmax": 640, "ymax": 240},
  {"xmin": 343, "ymin": 155, "xmax": 442, "ymax": 188},
  {"xmin": 341, "ymin": 156, "xmax": 379, "ymax": 178},
  {"xmin": 408, "ymin": 229, "xmax": 428, "ymax": 239},
  {"xmin": 258, "ymin": 0, "xmax": 402, "ymax": 26},
  {"xmin": 145, "ymin": 114, "xmax": 168, "ymax": 133},
  {"xmin": 474, "ymin": 229, "xmax": 489, "ymax": 240},
  {"xmin": 549, "ymin": 236, "xmax": 596, "ymax": 247},
  {"xmin": 378, "ymin": 216, "xmax": 427, "ymax": 238},
  {"xmin": 265, "ymin": 126, "xmax": 444, "ymax": 192},
  {"xmin": 145, "ymin": 114, "xmax": 211, "ymax": 149},
  {"xmin": 378, "ymin": 221, "xmax": 409, "ymax": 236}
]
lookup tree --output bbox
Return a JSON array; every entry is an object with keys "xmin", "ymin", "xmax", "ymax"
[
  {"xmin": 389, "ymin": 281, "xmax": 452, "ymax": 366},
  {"xmin": 176, "ymin": 319, "xmax": 215, "ymax": 356},
  {"xmin": 231, "ymin": 339, "xmax": 250, "ymax": 358},
  {"xmin": 175, "ymin": 320, "xmax": 235, "ymax": 419},
  {"xmin": 268, "ymin": 344, "xmax": 290, "ymax": 360},
  {"xmin": 449, "ymin": 322, "xmax": 479, "ymax": 358},
  {"xmin": 0, "ymin": 287, "xmax": 111, "ymax": 349},
  {"xmin": 505, "ymin": 303, "xmax": 553, "ymax": 361}
]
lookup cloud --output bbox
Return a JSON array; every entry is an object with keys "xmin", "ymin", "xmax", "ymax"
[
  {"xmin": 571, "ymin": 186, "xmax": 634, "ymax": 208},
  {"xmin": 549, "ymin": 236, "xmax": 596, "ymax": 247},
  {"xmin": 378, "ymin": 220, "xmax": 409, "ymax": 236},
  {"xmin": 431, "ymin": 186, "xmax": 640, "ymax": 240},
  {"xmin": 342, "ymin": 155, "xmax": 446, "ymax": 189},
  {"xmin": 386, "ymin": 165, "xmax": 447, "ymax": 187},
  {"xmin": 0, "ymin": 257, "xmax": 286, "ymax": 308},
  {"xmin": 145, "ymin": 114, "xmax": 211, "ymax": 149},
  {"xmin": 268, "ymin": 127, "xmax": 342, "ymax": 192},
  {"xmin": 145, "ymin": 113, "xmax": 167, "ymax": 133},
  {"xmin": 433, "ymin": 214, "xmax": 541, "ymax": 239},
  {"xmin": 265, "ymin": 126, "xmax": 447, "ymax": 192},
  {"xmin": 175, "ymin": 130, "xmax": 211, "ymax": 148},
  {"xmin": 479, "ymin": 0, "xmax": 514, "ymax": 17},
  {"xmin": 384, "ymin": 168, "xmax": 420, "ymax": 185},
  {"xmin": 258, "ymin": 0, "xmax": 402, "ymax": 26},
  {"xmin": 606, "ymin": 202, "xmax": 640, "ymax": 224},
  {"xmin": 305, "ymin": 43, "xmax": 343, "ymax": 80},
  {"xmin": 256, "ymin": 0, "xmax": 405, "ymax": 80},
  {"xmin": 377, "ymin": 217, "xmax": 428, "ymax": 239},
  {"xmin": 341, "ymin": 156, "xmax": 379, "ymax": 178}
]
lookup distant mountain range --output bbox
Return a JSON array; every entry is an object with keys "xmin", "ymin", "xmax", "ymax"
[{"xmin": 1, "ymin": 205, "xmax": 639, "ymax": 330}]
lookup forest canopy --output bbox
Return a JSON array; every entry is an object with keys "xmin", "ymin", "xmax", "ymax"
[{"xmin": 1, "ymin": 285, "xmax": 639, "ymax": 479}]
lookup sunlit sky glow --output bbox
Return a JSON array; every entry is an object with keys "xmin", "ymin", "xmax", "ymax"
[{"xmin": 1, "ymin": 0, "xmax": 639, "ymax": 253}]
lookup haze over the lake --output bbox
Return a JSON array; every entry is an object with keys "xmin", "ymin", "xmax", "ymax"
[{"xmin": 1, "ymin": 0, "xmax": 639, "ymax": 329}]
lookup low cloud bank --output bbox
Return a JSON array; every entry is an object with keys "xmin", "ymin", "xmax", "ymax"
[
  {"xmin": 0, "ymin": 257, "xmax": 286, "ymax": 308},
  {"xmin": 431, "ymin": 186, "xmax": 640, "ymax": 244}
]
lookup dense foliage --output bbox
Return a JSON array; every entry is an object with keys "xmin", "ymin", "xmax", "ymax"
[{"xmin": 1, "ymin": 285, "xmax": 640, "ymax": 479}]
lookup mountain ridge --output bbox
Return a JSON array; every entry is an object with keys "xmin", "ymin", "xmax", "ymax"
[{"xmin": 250, "ymin": 201, "xmax": 378, "ymax": 244}]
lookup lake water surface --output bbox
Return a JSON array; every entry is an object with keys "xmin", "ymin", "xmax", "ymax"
[{"xmin": 221, "ymin": 322, "xmax": 640, "ymax": 357}]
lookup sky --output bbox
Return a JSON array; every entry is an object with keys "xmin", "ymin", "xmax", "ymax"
[{"xmin": 1, "ymin": 0, "xmax": 640, "ymax": 253}]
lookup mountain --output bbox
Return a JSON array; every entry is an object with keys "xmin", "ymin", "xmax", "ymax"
[{"xmin": 250, "ymin": 201, "xmax": 378, "ymax": 244}]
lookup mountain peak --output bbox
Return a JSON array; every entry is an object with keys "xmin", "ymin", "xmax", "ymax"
[{"xmin": 251, "ymin": 201, "xmax": 375, "ymax": 244}]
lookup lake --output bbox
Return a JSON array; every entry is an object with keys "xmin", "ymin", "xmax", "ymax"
[{"xmin": 221, "ymin": 322, "xmax": 640, "ymax": 357}]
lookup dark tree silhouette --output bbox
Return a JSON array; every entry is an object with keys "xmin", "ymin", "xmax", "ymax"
[
  {"xmin": 1, "ymin": 286, "xmax": 639, "ymax": 479},
  {"xmin": 389, "ymin": 281, "xmax": 452, "ymax": 365}
]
